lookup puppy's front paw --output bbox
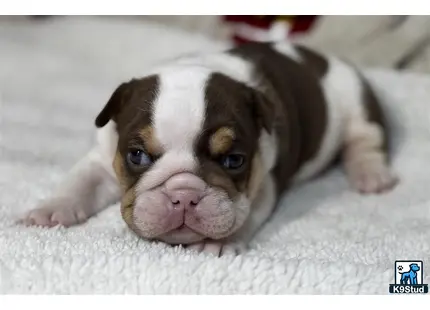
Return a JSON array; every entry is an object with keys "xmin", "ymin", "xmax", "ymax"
[
  {"xmin": 19, "ymin": 197, "xmax": 90, "ymax": 228},
  {"xmin": 187, "ymin": 239, "xmax": 247, "ymax": 257},
  {"xmin": 345, "ymin": 159, "xmax": 399, "ymax": 194}
]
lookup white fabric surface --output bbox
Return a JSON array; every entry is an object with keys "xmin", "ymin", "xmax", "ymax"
[{"xmin": 1, "ymin": 16, "xmax": 429, "ymax": 294}]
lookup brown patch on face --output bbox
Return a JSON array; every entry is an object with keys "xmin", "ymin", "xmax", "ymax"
[
  {"xmin": 113, "ymin": 151, "xmax": 140, "ymax": 230},
  {"xmin": 209, "ymin": 127, "xmax": 235, "ymax": 155},
  {"xmin": 120, "ymin": 189, "xmax": 136, "ymax": 230},
  {"xmin": 246, "ymin": 152, "xmax": 265, "ymax": 201},
  {"xmin": 204, "ymin": 169, "xmax": 239, "ymax": 199},
  {"xmin": 114, "ymin": 151, "xmax": 141, "ymax": 232},
  {"xmin": 139, "ymin": 126, "xmax": 163, "ymax": 156},
  {"xmin": 113, "ymin": 151, "xmax": 128, "ymax": 192}
]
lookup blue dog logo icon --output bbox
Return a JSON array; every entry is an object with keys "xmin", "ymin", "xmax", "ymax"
[
  {"xmin": 398, "ymin": 263, "xmax": 420, "ymax": 285},
  {"xmin": 389, "ymin": 260, "xmax": 428, "ymax": 294}
]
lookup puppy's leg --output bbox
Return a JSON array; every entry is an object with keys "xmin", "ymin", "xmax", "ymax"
[
  {"xmin": 21, "ymin": 123, "xmax": 121, "ymax": 227},
  {"xmin": 188, "ymin": 175, "xmax": 277, "ymax": 256},
  {"xmin": 342, "ymin": 101, "xmax": 398, "ymax": 194},
  {"xmin": 323, "ymin": 57, "xmax": 399, "ymax": 194}
]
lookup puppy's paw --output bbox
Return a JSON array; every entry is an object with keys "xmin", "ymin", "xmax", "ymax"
[
  {"xmin": 345, "ymin": 158, "xmax": 399, "ymax": 194},
  {"xmin": 187, "ymin": 239, "xmax": 247, "ymax": 257},
  {"xmin": 19, "ymin": 197, "xmax": 91, "ymax": 228}
]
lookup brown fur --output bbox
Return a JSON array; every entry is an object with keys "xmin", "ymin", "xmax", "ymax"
[
  {"xmin": 120, "ymin": 189, "xmax": 136, "ymax": 231},
  {"xmin": 114, "ymin": 151, "xmax": 141, "ymax": 229},
  {"xmin": 113, "ymin": 152, "xmax": 128, "ymax": 192},
  {"xmin": 229, "ymin": 42, "xmax": 329, "ymax": 196},
  {"xmin": 139, "ymin": 126, "xmax": 164, "ymax": 156},
  {"xmin": 209, "ymin": 127, "xmax": 235, "ymax": 155},
  {"xmin": 295, "ymin": 45, "xmax": 329, "ymax": 79},
  {"xmin": 204, "ymin": 168, "xmax": 239, "ymax": 199}
]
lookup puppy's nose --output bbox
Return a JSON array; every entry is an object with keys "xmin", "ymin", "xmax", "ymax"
[
  {"xmin": 169, "ymin": 190, "xmax": 202, "ymax": 208},
  {"xmin": 164, "ymin": 172, "xmax": 206, "ymax": 209}
]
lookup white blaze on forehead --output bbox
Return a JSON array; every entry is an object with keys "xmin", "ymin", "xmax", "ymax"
[
  {"xmin": 153, "ymin": 68, "xmax": 210, "ymax": 152},
  {"xmin": 153, "ymin": 52, "xmax": 257, "ymax": 88},
  {"xmin": 174, "ymin": 53, "xmax": 256, "ymax": 87}
]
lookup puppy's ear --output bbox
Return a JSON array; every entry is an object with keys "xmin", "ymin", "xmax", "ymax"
[{"xmin": 95, "ymin": 80, "xmax": 136, "ymax": 128}]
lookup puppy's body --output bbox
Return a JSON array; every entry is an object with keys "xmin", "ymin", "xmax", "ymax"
[{"xmin": 22, "ymin": 42, "xmax": 398, "ymax": 256}]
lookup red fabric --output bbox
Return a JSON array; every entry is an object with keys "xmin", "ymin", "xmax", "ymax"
[
  {"xmin": 290, "ymin": 15, "xmax": 318, "ymax": 34},
  {"xmin": 223, "ymin": 15, "xmax": 319, "ymax": 46},
  {"xmin": 224, "ymin": 15, "xmax": 276, "ymax": 29}
]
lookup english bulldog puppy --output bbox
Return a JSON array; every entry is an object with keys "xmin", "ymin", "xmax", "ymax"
[{"xmin": 21, "ymin": 42, "xmax": 399, "ymax": 256}]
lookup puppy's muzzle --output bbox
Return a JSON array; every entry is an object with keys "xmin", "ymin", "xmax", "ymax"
[{"xmin": 131, "ymin": 171, "xmax": 236, "ymax": 243}]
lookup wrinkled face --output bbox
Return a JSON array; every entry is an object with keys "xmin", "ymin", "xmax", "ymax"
[{"xmin": 95, "ymin": 67, "xmax": 273, "ymax": 245}]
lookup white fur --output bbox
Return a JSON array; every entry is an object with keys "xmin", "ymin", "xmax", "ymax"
[
  {"xmin": 153, "ymin": 68, "xmax": 209, "ymax": 152},
  {"xmin": 324, "ymin": 57, "xmax": 371, "ymax": 139},
  {"xmin": 157, "ymin": 52, "xmax": 258, "ymax": 88},
  {"xmin": 21, "ymin": 138, "xmax": 121, "ymax": 226},
  {"xmin": 269, "ymin": 21, "xmax": 291, "ymax": 42}
]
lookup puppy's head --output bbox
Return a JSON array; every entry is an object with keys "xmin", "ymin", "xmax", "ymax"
[{"xmin": 95, "ymin": 67, "xmax": 275, "ymax": 245}]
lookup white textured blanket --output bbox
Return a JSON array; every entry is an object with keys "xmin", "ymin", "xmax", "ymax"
[{"xmin": 1, "ymin": 16, "xmax": 429, "ymax": 295}]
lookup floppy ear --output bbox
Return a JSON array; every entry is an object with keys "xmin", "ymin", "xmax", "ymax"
[{"xmin": 95, "ymin": 80, "xmax": 136, "ymax": 128}]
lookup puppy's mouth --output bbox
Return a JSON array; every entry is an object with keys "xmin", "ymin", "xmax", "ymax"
[
  {"xmin": 173, "ymin": 223, "xmax": 190, "ymax": 232},
  {"xmin": 158, "ymin": 223, "xmax": 205, "ymax": 245}
]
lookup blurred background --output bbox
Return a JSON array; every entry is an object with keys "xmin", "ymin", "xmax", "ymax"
[
  {"xmin": 1, "ymin": 15, "xmax": 430, "ymax": 73},
  {"xmin": 142, "ymin": 15, "xmax": 430, "ymax": 72}
]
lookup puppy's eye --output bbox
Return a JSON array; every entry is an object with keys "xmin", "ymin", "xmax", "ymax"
[
  {"xmin": 127, "ymin": 149, "xmax": 152, "ymax": 167},
  {"xmin": 220, "ymin": 153, "xmax": 246, "ymax": 170}
]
